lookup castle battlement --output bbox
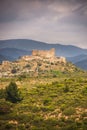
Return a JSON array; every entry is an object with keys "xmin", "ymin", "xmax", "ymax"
[
  {"xmin": 32, "ymin": 48, "xmax": 55, "ymax": 58},
  {"xmin": 20, "ymin": 48, "xmax": 66, "ymax": 63}
]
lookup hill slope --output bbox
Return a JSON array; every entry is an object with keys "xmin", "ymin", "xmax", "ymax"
[
  {"xmin": 0, "ymin": 72, "xmax": 87, "ymax": 129},
  {"xmin": 0, "ymin": 54, "xmax": 81, "ymax": 77}
]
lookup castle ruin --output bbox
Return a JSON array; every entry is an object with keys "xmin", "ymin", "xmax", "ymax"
[
  {"xmin": 32, "ymin": 48, "xmax": 55, "ymax": 58},
  {"xmin": 21, "ymin": 48, "xmax": 66, "ymax": 63}
]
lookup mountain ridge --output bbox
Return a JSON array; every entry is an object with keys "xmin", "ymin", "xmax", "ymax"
[
  {"xmin": 66, "ymin": 54, "xmax": 87, "ymax": 70},
  {"xmin": 0, "ymin": 48, "xmax": 31, "ymax": 61},
  {"xmin": 0, "ymin": 39, "xmax": 87, "ymax": 70},
  {"xmin": 75, "ymin": 59, "xmax": 87, "ymax": 70},
  {"xmin": 0, "ymin": 39, "xmax": 86, "ymax": 50},
  {"xmin": 0, "ymin": 39, "xmax": 87, "ymax": 56}
]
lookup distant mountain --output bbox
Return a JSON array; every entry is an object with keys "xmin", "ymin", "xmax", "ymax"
[
  {"xmin": 0, "ymin": 39, "xmax": 87, "ymax": 58},
  {"xmin": 66, "ymin": 54, "xmax": 87, "ymax": 63},
  {"xmin": 66, "ymin": 54, "xmax": 87, "ymax": 70},
  {"xmin": 0, "ymin": 39, "xmax": 47, "ymax": 50},
  {"xmin": 75, "ymin": 59, "xmax": 87, "ymax": 70},
  {"xmin": 0, "ymin": 54, "xmax": 7, "ymax": 62},
  {"xmin": 0, "ymin": 48, "xmax": 31, "ymax": 61},
  {"xmin": 0, "ymin": 54, "xmax": 15, "ymax": 63}
]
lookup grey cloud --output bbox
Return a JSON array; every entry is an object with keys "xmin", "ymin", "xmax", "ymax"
[
  {"xmin": 0, "ymin": 0, "xmax": 87, "ymax": 48},
  {"xmin": 0, "ymin": 0, "xmax": 87, "ymax": 22},
  {"xmin": 0, "ymin": 0, "xmax": 48, "ymax": 22}
]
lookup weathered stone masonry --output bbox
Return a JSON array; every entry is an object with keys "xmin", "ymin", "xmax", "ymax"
[{"xmin": 32, "ymin": 48, "xmax": 55, "ymax": 58}]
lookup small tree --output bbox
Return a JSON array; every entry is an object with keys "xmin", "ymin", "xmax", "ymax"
[
  {"xmin": 63, "ymin": 85, "xmax": 69, "ymax": 93},
  {"xmin": 5, "ymin": 82, "xmax": 22, "ymax": 103}
]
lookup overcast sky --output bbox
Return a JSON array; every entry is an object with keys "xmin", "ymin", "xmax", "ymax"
[{"xmin": 0, "ymin": 0, "xmax": 87, "ymax": 48}]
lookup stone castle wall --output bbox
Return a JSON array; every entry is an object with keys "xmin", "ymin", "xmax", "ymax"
[
  {"xmin": 32, "ymin": 48, "xmax": 55, "ymax": 58},
  {"xmin": 21, "ymin": 48, "xmax": 66, "ymax": 63}
]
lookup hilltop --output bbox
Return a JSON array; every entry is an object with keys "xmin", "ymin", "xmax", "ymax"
[{"xmin": 0, "ymin": 48, "xmax": 81, "ymax": 78}]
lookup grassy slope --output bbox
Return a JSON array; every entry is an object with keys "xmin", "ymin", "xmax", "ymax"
[{"xmin": 0, "ymin": 73, "xmax": 87, "ymax": 130}]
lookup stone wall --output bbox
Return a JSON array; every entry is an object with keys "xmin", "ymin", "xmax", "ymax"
[
  {"xmin": 32, "ymin": 48, "xmax": 55, "ymax": 58},
  {"xmin": 20, "ymin": 48, "xmax": 66, "ymax": 63},
  {"xmin": 59, "ymin": 57, "xmax": 66, "ymax": 63}
]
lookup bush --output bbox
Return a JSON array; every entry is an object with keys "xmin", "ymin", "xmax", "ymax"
[
  {"xmin": 63, "ymin": 107, "xmax": 76, "ymax": 116},
  {"xmin": 43, "ymin": 98, "xmax": 52, "ymax": 106},
  {"xmin": 5, "ymin": 123, "xmax": 15, "ymax": 130},
  {"xmin": 0, "ymin": 89, "xmax": 5, "ymax": 99},
  {"xmin": 11, "ymin": 68, "xmax": 17, "ymax": 74},
  {"xmin": 82, "ymin": 86, "xmax": 87, "ymax": 95},
  {"xmin": 0, "ymin": 99, "xmax": 13, "ymax": 114},
  {"xmin": 5, "ymin": 82, "xmax": 22, "ymax": 103},
  {"xmin": 63, "ymin": 85, "xmax": 69, "ymax": 93}
]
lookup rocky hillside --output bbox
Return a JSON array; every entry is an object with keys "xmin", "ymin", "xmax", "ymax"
[{"xmin": 0, "ymin": 54, "xmax": 81, "ymax": 78}]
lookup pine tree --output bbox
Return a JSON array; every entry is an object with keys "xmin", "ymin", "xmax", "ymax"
[{"xmin": 5, "ymin": 82, "xmax": 22, "ymax": 103}]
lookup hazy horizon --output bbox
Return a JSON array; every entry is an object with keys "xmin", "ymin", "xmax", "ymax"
[{"xmin": 0, "ymin": 0, "xmax": 87, "ymax": 48}]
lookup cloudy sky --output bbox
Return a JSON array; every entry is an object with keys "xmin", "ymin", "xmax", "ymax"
[{"xmin": 0, "ymin": 0, "xmax": 87, "ymax": 48}]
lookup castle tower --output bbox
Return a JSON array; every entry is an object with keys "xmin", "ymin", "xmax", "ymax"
[{"xmin": 32, "ymin": 48, "xmax": 55, "ymax": 58}]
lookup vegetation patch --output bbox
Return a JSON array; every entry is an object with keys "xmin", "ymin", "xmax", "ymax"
[{"xmin": 0, "ymin": 73, "xmax": 87, "ymax": 129}]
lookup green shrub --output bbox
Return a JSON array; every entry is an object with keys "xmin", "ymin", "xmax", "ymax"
[
  {"xmin": 41, "ymin": 105, "xmax": 55, "ymax": 112},
  {"xmin": 11, "ymin": 68, "xmax": 17, "ymax": 74},
  {"xmin": 18, "ymin": 124, "xmax": 25, "ymax": 130},
  {"xmin": 43, "ymin": 98, "xmax": 52, "ymax": 106},
  {"xmin": 25, "ymin": 64, "xmax": 31, "ymax": 68},
  {"xmin": 0, "ymin": 89, "xmax": 5, "ymax": 99},
  {"xmin": 38, "ymin": 63, "xmax": 42, "ymax": 66},
  {"xmin": 81, "ymin": 112, "xmax": 87, "ymax": 117},
  {"xmin": 82, "ymin": 86, "xmax": 87, "ymax": 95},
  {"xmin": 5, "ymin": 82, "xmax": 22, "ymax": 103},
  {"xmin": 5, "ymin": 123, "xmax": 15, "ymax": 130},
  {"xmin": 31, "ymin": 106, "xmax": 40, "ymax": 112},
  {"xmin": 63, "ymin": 85, "xmax": 69, "ymax": 93},
  {"xmin": 0, "ymin": 99, "xmax": 13, "ymax": 114},
  {"xmin": 62, "ymin": 123, "xmax": 77, "ymax": 130},
  {"xmin": 63, "ymin": 107, "xmax": 76, "ymax": 116},
  {"xmin": 60, "ymin": 104, "xmax": 67, "ymax": 111},
  {"xmin": 33, "ymin": 116, "xmax": 44, "ymax": 126}
]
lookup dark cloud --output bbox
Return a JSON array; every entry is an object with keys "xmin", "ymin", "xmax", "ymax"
[
  {"xmin": 0, "ymin": 0, "xmax": 87, "ymax": 48},
  {"xmin": 0, "ymin": 0, "xmax": 87, "ymax": 22}
]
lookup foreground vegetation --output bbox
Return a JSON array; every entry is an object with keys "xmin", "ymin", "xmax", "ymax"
[{"xmin": 0, "ymin": 72, "xmax": 87, "ymax": 130}]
